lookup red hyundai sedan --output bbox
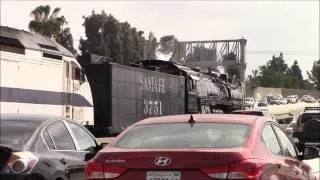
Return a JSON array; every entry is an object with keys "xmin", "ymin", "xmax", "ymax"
[{"xmin": 86, "ymin": 114, "xmax": 319, "ymax": 180}]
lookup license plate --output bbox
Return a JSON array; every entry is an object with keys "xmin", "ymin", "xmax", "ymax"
[{"xmin": 146, "ymin": 171, "xmax": 181, "ymax": 180}]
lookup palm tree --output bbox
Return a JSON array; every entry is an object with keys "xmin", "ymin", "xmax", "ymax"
[
  {"xmin": 29, "ymin": 5, "xmax": 77, "ymax": 54},
  {"xmin": 56, "ymin": 28, "xmax": 77, "ymax": 54},
  {"xmin": 29, "ymin": 5, "xmax": 67, "ymax": 39}
]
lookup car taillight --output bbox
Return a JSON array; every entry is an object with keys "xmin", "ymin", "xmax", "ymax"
[
  {"xmin": 86, "ymin": 160, "xmax": 127, "ymax": 179},
  {"xmin": 11, "ymin": 159, "xmax": 28, "ymax": 173},
  {"xmin": 201, "ymin": 159, "xmax": 264, "ymax": 179},
  {"xmin": 7, "ymin": 151, "xmax": 38, "ymax": 174}
]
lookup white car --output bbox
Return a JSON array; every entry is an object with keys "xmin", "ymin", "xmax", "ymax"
[
  {"xmin": 301, "ymin": 95, "xmax": 311, "ymax": 102},
  {"xmin": 279, "ymin": 98, "xmax": 288, "ymax": 105},
  {"xmin": 244, "ymin": 97, "xmax": 255, "ymax": 108},
  {"xmin": 231, "ymin": 108, "xmax": 276, "ymax": 121},
  {"xmin": 287, "ymin": 95, "xmax": 298, "ymax": 104}
]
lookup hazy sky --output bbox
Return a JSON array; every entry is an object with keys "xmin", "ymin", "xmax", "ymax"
[{"xmin": 1, "ymin": 0, "xmax": 319, "ymax": 78}]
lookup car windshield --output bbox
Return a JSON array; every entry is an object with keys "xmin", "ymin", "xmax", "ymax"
[
  {"xmin": 299, "ymin": 113, "xmax": 320, "ymax": 124},
  {"xmin": 0, "ymin": 120, "xmax": 40, "ymax": 149},
  {"xmin": 115, "ymin": 123, "xmax": 251, "ymax": 148}
]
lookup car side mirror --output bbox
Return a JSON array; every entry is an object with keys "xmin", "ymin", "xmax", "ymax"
[
  {"xmin": 101, "ymin": 142, "xmax": 109, "ymax": 148},
  {"xmin": 85, "ymin": 152, "xmax": 96, "ymax": 161},
  {"xmin": 94, "ymin": 142, "xmax": 109, "ymax": 152},
  {"xmin": 84, "ymin": 142, "xmax": 109, "ymax": 161},
  {"xmin": 301, "ymin": 146, "xmax": 320, "ymax": 160}
]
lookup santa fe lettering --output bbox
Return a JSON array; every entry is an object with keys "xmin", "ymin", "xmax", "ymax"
[{"xmin": 140, "ymin": 75, "xmax": 166, "ymax": 93}]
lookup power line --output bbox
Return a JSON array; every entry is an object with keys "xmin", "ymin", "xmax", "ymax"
[{"xmin": 247, "ymin": 50, "xmax": 319, "ymax": 55}]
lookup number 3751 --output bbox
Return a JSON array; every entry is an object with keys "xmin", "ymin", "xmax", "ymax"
[{"xmin": 143, "ymin": 100, "xmax": 163, "ymax": 116}]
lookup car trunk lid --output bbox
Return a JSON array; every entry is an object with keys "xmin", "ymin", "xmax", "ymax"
[{"xmin": 96, "ymin": 147, "xmax": 249, "ymax": 169}]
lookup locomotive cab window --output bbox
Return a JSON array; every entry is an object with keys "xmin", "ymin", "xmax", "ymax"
[
  {"xmin": 72, "ymin": 62, "xmax": 84, "ymax": 81},
  {"xmin": 0, "ymin": 36, "xmax": 25, "ymax": 54},
  {"xmin": 188, "ymin": 78, "xmax": 196, "ymax": 91}
]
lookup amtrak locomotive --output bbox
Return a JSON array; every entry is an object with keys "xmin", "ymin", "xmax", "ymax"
[{"xmin": 0, "ymin": 26, "xmax": 94, "ymax": 125}]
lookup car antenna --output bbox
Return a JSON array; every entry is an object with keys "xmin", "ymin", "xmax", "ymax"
[{"xmin": 188, "ymin": 115, "xmax": 196, "ymax": 127}]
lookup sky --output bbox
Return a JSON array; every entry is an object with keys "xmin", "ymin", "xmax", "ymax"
[{"xmin": 1, "ymin": 0, "xmax": 319, "ymax": 79}]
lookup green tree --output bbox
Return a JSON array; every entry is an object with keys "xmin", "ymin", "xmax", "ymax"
[
  {"xmin": 158, "ymin": 35, "xmax": 178, "ymax": 55},
  {"xmin": 307, "ymin": 59, "xmax": 320, "ymax": 90},
  {"xmin": 247, "ymin": 71, "xmax": 261, "ymax": 88},
  {"xmin": 130, "ymin": 27, "xmax": 140, "ymax": 62},
  {"xmin": 268, "ymin": 53, "xmax": 288, "ymax": 73},
  {"xmin": 144, "ymin": 32, "xmax": 157, "ymax": 59},
  {"xmin": 303, "ymin": 80, "xmax": 316, "ymax": 90},
  {"xmin": 79, "ymin": 11, "xmax": 120, "ymax": 63},
  {"xmin": 259, "ymin": 53, "xmax": 288, "ymax": 88},
  {"xmin": 56, "ymin": 28, "xmax": 77, "ymax": 54},
  {"xmin": 119, "ymin": 23, "xmax": 145, "ymax": 64},
  {"xmin": 247, "ymin": 54, "xmax": 317, "ymax": 90},
  {"xmin": 119, "ymin": 22, "xmax": 132, "ymax": 64},
  {"xmin": 286, "ymin": 60, "xmax": 304, "ymax": 89},
  {"xmin": 29, "ymin": 5, "xmax": 76, "ymax": 54},
  {"xmin": 79, "ymin": 11, "xmax": 108, "ymax": 58},
  {"xmin": 137, "ymin": 30, "xmax": 145, "ymax": 60},
  {"xmin": 101, "ymin": 14, "xmax": 121, "ymax": 63},
  {"xmin": 79, "ymin": 11, "xmax": 145, "ymax": 65},
  {"xmin": 247, "ymin": 53, "xmax": 288, "ymax": 88},
  {"xmin": 29, "ymin": 5, "xmax": 66, "ymax": 38}
]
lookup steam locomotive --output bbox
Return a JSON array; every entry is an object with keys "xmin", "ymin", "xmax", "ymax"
[
  {"xmin": 84, "ymin": 59, "xmax": 244, "ymax": 136},
  {"xmin": 135, "ymin": 60, "xmax": 244, "ymax": 114}
]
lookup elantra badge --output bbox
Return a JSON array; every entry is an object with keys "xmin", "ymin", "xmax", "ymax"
[{"xmin": 154, "ymin": 157, "xmax": 171, "ymax": 166}]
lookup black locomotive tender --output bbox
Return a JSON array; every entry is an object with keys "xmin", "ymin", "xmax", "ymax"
[{"xmin": 84, "ymin": 60, "xmax": 244, "ymax": 136}]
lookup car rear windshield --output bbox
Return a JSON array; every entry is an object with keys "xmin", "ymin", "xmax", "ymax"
[
  {"xmin": 115, "ymin": 123, "xmax": 251, "ymax": 148},
  {"xmin": 299, "ymin": 113, "xmax": 320, "ymax": 124},
  {"xmin": 231, "ymin": 111, "xmax": 263, "ymax": 116},
  {"xmin": 0, "ymin": 120, "xmax": 40, "ymax": 149}
]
